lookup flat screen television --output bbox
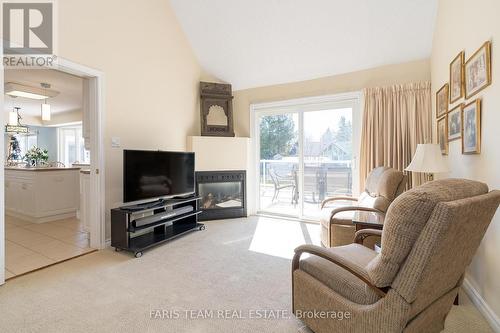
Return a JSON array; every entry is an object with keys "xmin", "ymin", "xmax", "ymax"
[{"xmin": 123, "ymin": 150, "xmax": 195, "ymax": 203}]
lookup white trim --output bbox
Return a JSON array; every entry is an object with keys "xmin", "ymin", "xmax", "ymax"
[
  {"xmin": 46, "ymin": 121, "xmax": 83, "ymax": 128},
  {"xmin": 0, "ymin": 59, "xmax": 5, "ymax": 286},
  {"xmin": 462, "ymin": 277, "xmax": 500, "ymax": 332},
  {"xmin": 298, "ymin": 111, "xmax": 304, "ymax": 218},
  {"xmin": 250, "ymin": 91, "xmax": 362, "ymax": 220},
  {"xmin": 55, "ymin": 59, "xmax": 106, "ymax": 250},
  {"xmin": 248, "ymin": 113, "xmax": 258, "ymax": 215},
  {"xmin": 0, "ymin": 59, "xmax": 106, "ymax": 287},
  {"xmin": 250, "ymin": 92, "xmax": 363, "ymax": 111}
]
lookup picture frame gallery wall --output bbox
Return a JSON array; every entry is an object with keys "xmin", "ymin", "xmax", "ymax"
[{"xmin": 436, "ymin": 40, "xmax": 491, "ymax": 155}]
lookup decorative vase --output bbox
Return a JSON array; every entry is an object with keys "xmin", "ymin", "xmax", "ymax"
[{"xmin": 25, "ymin": 159, "xmax": 34, "ymax": 168}]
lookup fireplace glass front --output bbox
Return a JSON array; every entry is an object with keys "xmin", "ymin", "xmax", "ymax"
[
  {"xmin": 199, "ymin": 182, "xmax": 243, "ymax": 209},
  {"xmin": 196, "ymin": 171, "xmax": 246, "ymax": 221}
]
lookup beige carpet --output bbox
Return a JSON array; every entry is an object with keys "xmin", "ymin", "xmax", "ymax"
[{"xmin": 0, "ymin": 216, "xmax": 493, "ymax": 332}]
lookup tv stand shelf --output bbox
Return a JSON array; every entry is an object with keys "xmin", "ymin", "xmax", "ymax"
[
  {"xmin": 111, "ymin": 196, "xmax": 204, "ymax": 257},
  {"xmin": 127, "ymin": 209, "xmax": 203, "ymax": 232}
]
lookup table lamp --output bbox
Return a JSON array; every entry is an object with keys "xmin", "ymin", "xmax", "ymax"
[{"xmin": 405, "ymin": 144, "xmax": 449, "ymax": 181}]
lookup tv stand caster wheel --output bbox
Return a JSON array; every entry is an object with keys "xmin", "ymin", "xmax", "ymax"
[
  {"xmin": 134, "ymin": 251, "xmax": 143, "ymax": 258},
  {"xmin": 199, "ymin": 225, "xmax": 206, "ymax": 231},
  {"xmin": 115, "ymin": 248, "xmax": 122, "ymax": 252}
]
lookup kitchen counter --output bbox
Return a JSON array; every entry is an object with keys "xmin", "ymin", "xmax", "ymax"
[
  {"xmin": 5, "ymin": 167, "xmax": 81, "ymax": 171},
  {"xmin": 5, "ymin": 167, "xmax": 80, "ymax": 223}
]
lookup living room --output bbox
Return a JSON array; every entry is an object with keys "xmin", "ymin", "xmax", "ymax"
[{"xmin": 0, "ymin": 0, "xmax": 499, "ymax": 332}]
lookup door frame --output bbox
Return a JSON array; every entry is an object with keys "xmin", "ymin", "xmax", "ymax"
[
  {"xmin": 0, "ymin": 57, "xmax": 106, "ymax": 285},
  {"xmin": 250, "ymin": 91, "xmax": 362, "ymax": 220}
]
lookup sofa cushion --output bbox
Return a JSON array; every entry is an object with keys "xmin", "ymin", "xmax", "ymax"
[
  {"xmin": 300, "ymin": 244, "xmax": 381, "ymax": 305},
  {"xmin": 367, "ymin": 179, "xmax": 489, "ymax": 287}
]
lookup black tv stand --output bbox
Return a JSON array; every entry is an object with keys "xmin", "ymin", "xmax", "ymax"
[
  {"xmin": 111, "ymin": 196, "xmax": 204, "ymax": 257},
  {"xmin": 121, "ymin": 198, "xmax": 167, "ymax": 211}
]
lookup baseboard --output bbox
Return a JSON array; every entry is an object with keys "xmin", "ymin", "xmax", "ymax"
[
  {"xmin": 6, "ymin": 211, "xmax": 76, "ymax": 223},
  {"xmin": 462, "ymin": 277, "xmax": 500, "ymax": 332}
]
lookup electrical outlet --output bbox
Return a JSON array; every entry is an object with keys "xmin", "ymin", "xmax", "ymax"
[{"xmin": 111, "ymin": 137, "xmax": 121, "ymax": 148}]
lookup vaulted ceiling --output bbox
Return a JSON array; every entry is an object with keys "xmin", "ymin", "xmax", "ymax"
[{"xmin": 169, "ymin": 0, "xmax": 438, "ymax": 91}]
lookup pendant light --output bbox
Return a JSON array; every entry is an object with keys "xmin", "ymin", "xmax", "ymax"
[
  {"xmin": 40, "ymin": 83, "xmax": 51, "ymax": 121},
  {"xmin": 8, "ymin": 110, "xmax": 18, "ymax": 125},
  {"xmin": 5, "ymin": 107, "xmax": 29, "ymax": 134},
  {"xmin": 8, "ymin": 96, "xmax": 18, "ymax": 125}
]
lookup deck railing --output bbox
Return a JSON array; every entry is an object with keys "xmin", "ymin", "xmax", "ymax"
[{"xmin": 260, "ymin": 159, "xmax": 352, "ymax": 202}]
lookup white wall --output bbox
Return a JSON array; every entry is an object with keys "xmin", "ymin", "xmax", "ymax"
[
  {"xmin": 33, "ymin": 126, "xmax": 58, "ymax": 161},
  {"xmin": 233, "ymin": 59, "xmax": 431, "ymax": 137},
  {"xmin": 55, "ymin": 0, "xmax": 203, "ymax": 238},
  {"xmin": 431, "ymin": 0, "xmax": 500, "ymax": 324}
]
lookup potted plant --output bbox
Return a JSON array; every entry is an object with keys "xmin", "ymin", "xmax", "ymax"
[{"xmin": 24, "ymin": 146, "xmax": 49, "ymax": 167}]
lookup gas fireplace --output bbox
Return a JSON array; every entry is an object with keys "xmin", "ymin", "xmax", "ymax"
[{"xmin": 196, "ymin": 170, "xmax": 246, "ymax": 221}]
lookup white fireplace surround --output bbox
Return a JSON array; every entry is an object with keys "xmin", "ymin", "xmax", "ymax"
[
  {"xmin": 187, "ymin": 136, "xmax": 250, "ymax": 172},
  {"xmin": 187, "ymin": 136, "xmax": 254, "ymax": 214}
]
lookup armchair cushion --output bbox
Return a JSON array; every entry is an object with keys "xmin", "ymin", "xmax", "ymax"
[
  {"xmin": 361, "ymin": 167, "xmax": 405, "ymax": 212},
  {"xmin": 320, "ymin": 208, "xmax": 354, "ymax": 227},
  {"xmin": 359, "ymin": 191, "xmax": 390, "ymax": 212},
  {"xmin": 378, "ymin": 169, "xmax": 406, "ymax": 201},
  {"xmin": 299, "ymin": 244, "xmax": 381, "ymax": 305},
  {"xmin": 365, "ymin": 166, "xmax": 389, "ymax": 195}
]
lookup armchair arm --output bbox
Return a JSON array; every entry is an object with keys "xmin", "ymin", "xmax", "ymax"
[
  {"xmin": 292, "ymin": 244, "xmax": 386, "ymax": 298},
  {"xmin": 354, "ymin": 229, "xmax": 383, "ymax": 245},
  {"xmin": 329, "ymin": 206, "xmax": 383, "ymax": 221},
  {"xmin": 321, "ymin": 196, "xmax": 357, "ymax": 209}
]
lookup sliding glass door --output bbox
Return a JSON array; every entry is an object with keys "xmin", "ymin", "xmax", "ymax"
[
  {"xmin": 302, "ymin": 108, "xmax": 353, "ymax": 219},
  {"xmin": 258, "ymin": 112, "xmax": 300, "ymax": 217},
  {"xmin": 255, "ymin": 94, "xmax": 360, "ymax": 220}
]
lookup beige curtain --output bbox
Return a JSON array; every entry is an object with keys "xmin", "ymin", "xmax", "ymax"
[{"xmin": 360, "ymin": 82, "xmax": 432, "ymax": 190}]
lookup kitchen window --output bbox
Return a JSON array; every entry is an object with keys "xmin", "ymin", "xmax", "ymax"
[{"xmin": 58, "ymin": 126, "xmax": 90, "ymax": 166}]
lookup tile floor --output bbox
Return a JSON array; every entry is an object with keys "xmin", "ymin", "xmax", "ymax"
[{"xmin": 4, "ymin": 215, "xmax": 95, "ymax": 279}]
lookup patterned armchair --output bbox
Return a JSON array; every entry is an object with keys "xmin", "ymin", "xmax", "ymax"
[{"xmin": 293, "ymin": 179, "xmax": 500, "ymax": 332}]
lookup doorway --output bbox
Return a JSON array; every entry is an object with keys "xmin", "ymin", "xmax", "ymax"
[
  {"xmin": 0, "ymin": 59, "xmax": 105, "ymax": 285},
  {"xmin": 252, "ymin": 92, "xmax": 361, "ymax": 221}
]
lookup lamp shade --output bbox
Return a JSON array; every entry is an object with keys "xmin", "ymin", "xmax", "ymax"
[
  {"xmin": 41, "ymin": 103, "xmax": 51, "ymax": 121},
  {"xmin": 405, "ymin": 144, "xmax": 449, "ymax": 173}
]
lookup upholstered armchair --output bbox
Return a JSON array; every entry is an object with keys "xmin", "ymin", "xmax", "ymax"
[
  {"xmin": 292, "ymin": 179, "xmax": 500, "ymax": 333},
  {"xmin": 320, "ymin": 166, "xmax": 407, "ymax": 248}
]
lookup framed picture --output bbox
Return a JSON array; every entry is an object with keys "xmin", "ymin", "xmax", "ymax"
[
  {"xmin": 437, "ymin": 115, "xmax": 448, "ymax": 155},
  {"xmin": 462, "ymin": 99, "xmax": 481, "ymax": 154},
  {"xmin": 436, "ymin": 84, "xmax": 449, "ymax": 118},
  {"xmin": 465, "ymin": 41, "xmax": 492, "ymax": 99},
  {"xmin": 448, "ymin": 104, "xmax": 462, "ymax": 141},
  {"xmin": 449, "ymin": 51, "xmax": 464, "ymax": 103}
]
